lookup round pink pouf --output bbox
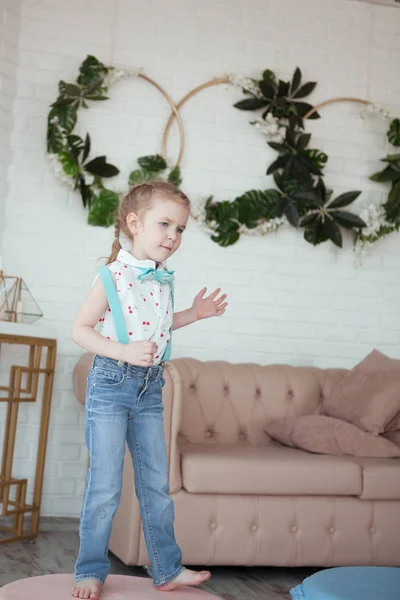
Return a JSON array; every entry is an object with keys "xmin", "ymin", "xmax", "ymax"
[{"xmin": 0, "ymin": 574, "xmax": 220, "ymax": 600}]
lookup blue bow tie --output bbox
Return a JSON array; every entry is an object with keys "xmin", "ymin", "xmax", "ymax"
[{"xmin": 136, "ymin": 267, "xmax": 175, "ymax": 284}]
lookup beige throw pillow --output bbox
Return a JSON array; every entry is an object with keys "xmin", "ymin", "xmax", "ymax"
[
  {"xmin": 323, "ymin": 350, "xmax": 400, "ymax": 435},
  {"xmin": 266, "ymin": 415, "xmax": 400, "ymax": 458}
]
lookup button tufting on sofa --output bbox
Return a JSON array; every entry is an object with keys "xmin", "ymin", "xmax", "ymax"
[
  {"xmin": 251, "ymin": 525, "xmax": 258, "ymax": 532},
  {"xmin": 67, "ymin": 356, "xmax": 400, "ymax": 568},
  {"xmin": 329, "ymin": 527, "xmax": 335, "ymax": 534}
]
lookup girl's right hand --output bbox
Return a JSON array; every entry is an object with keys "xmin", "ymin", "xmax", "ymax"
[{"xmin": 120, "ymin": 341, "xmax": 157, "ymax": 367}]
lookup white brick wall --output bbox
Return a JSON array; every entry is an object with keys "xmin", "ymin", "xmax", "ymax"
[
  {"xmin": 1, "ymin": 0, "xmax": 400, "ymax": 516},
  {"xmin": 0, "ymin": 0, "xmax": 21, "ymax": 254}
]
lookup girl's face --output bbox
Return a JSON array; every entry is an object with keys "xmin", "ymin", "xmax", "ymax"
[{"xmin": 127, "ymin": 194, "xmax": 190, "ymax": 263}]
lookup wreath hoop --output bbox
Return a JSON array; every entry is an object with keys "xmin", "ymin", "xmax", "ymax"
[
  {"xmin": 160, "ymin": 74, "xmax": 398, "ymax": 259},
  {"xmin": 46, "ymin": 56, "xmax": 185, "ymax": 226},
  {"xmin": 47, "ymin": 58, "xmax": 400, "ymax": 263}
]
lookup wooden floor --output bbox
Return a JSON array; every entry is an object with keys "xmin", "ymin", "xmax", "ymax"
[{"xmin": 0, "ymin": 518, "xmax": 317, "ymax": 599}]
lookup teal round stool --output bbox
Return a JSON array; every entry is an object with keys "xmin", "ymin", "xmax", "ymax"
[{"xmin": 290, "ymin": 567, "xmax": 400, "ymax": 599}]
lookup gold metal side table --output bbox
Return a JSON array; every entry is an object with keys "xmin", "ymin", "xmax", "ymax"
[{"xmin": 0, "ymin": 325, "xmax": 57, "ymax": 544}]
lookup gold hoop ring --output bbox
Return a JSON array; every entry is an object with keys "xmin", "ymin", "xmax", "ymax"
[
  {"xmin": 138, "ymin": 72, "xmax": 185, "ymax": 166},
  {"xmin": 161, "ymin": 78, "xmax": 229, "ymax": 165},
  {"xmin": 161, "ymin": 79, "xmax": 373, "ymax": 165},
  {"xmin": 304, "ymin": 97, "xmax": 372, "ymax": 119}
]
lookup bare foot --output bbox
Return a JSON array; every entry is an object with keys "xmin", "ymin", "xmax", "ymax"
[
  {"xmin": 71, "ymin": 578, "xmax": 102, "ymax": 600},
  {"xmin": 156, "ymin": 568, "xmax": 211, "ymax": 591}
]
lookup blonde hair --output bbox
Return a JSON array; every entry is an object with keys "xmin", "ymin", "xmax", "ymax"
[{"xmin": 107, "ymin": 180, "xmax": 190, "ymax": 265}]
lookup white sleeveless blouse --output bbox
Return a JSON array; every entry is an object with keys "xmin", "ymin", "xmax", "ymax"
[{"xmin": 96, "ymin": 249, "xmax": 173, "ymax": 365}]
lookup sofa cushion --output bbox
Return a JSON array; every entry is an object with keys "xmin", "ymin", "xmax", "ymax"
[
  {"xmin": 353, "ymin": 458, "xmax": 400, "ymax": 500},
  {"xmin": 265, "ymin": 415, "xmax": 400, "ymax": 458},
  {"xmin": 180, "ymin": 444, "xmax": 362, "ymax": 496},
  {"xmin": 323, "ymin": 350, "xmax": 400, "ymax": 435},
  {"xmin": 383, "ymin": 430, "xmax": 400, "ymax": 447}
]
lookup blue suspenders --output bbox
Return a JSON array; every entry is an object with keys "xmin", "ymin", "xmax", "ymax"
[{"xmin": 98, "ymin": 265, "xmax": 173, "ymax": 364}]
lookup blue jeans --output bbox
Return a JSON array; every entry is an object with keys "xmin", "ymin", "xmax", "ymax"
[{"xmin": 74, "ymin": 355, "xmax": 184, "ymax": 586}]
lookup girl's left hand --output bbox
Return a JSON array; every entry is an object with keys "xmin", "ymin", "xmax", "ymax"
[{"xmin": 192, "ymin": 287, "xmax": 228, "ymax": 320}]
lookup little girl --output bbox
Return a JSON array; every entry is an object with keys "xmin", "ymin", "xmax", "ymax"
[{"xmin": 71, "ymin": 180, "xmax": 227, "ymax": 600}]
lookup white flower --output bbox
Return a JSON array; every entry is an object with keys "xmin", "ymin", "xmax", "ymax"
[
  {"xmin": 362, "ymin": 102, "xmax": 393, "ymax": 121},
  {"xmin": 226, "ymin": 73, "xmax": 263, "ymax": 98},
  {"xmin": 106, "ymin": 67, "xmax": 143, "ymax": 86}
]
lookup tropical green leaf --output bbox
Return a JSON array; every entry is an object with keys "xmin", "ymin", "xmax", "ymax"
[
  {"xmin": 292, "ymin": 191, "xmax": 322, "ymax": 207},
  {"xmin": 88, "ymin": 189, "xmax": 120, "ymax": 227},
  {"xmin": 138, "ymin": 154, "xmax": 167, "ymax": 172},
  {"xmin": 304, "ymin": 221, "xmax": 329, "ymax": 246},
  {"xmin": 67, "ymin": 134, "xmax": 85, "ymax": 154},
  {"xmin": 47, "ymin": 123, "xmax": 64, "ymax": 153},
  {"xmin": 295, "ymin": 101, "xmax": 320, "ymax": 119},
  {"xmin": 387, "ymin": 118, "xmax": 400, "ymax": 147},
  {"xmin": 294, "ymin": 81, "xmax": 317, "ymax": 99},
  {"xmin": 300, "ymin": 212, "xmax": 318, "ymax": 227},
  {"xmin": 62, "ymin": 83, "xmax": 82, "ymax": 98},
  {"xmin": 383, "ymin": 153, "xmax": 400, "ymax": 163},
  {"xmin": 285, "ymin": 202, "xmax": 300, "ymax": 227},
  {"xmin": 370, "ymin": 166, "xmax": 400, "ymax": 183},
  {"xmin": 48, "ymin": 104, "xmax": 77, "ymax": 134},
  {"xmin": 262, "ymin": 69, "xmax": 275, "ymax": 82},
  {"xmin": 267, "ymin": 155, "xmax": 288, "ymax": 175},
  {"xmin": 384, "ymin": 181, "xmax": 400, "ymax": 222},
  {"xmin": 59, "ymin": 151, "xmax": 80, "ymax": 178},
  {"xmin": 291, "ymin": 67, "xmax": 302, "ymax": 94},
  {"xmin": 268, "ymin": 141, "xmax": 287, "ymax": 152},
  {"xmin": 329, "ymin": 191, "xmax": 361, "ymax": 208},
  {"xmin": 330, "ymin": 210, "xmax": 366, "ymax": 229},
  {"xmin": 78, "ymin": 176, "xmax": 94, "ymax": 209},
  {"xmin": 84, "ymin": 155, "xmax": 119, "ymax": 178},
  {"xmin": 77, "ymin": 55, "xmax": 109, "ymax": 87},
  {"xmin": 297, "ymin": 133, "xmax": 311, "ymax": 151},
  {"xmin": 168, "ymin": 166, "xmax": 182, "ymax": 186},
  {"xmin": 82, "ymin": 133, "xmax": 91, "ymax": 163},
  {"xmin": 234, "ymin": 98, "xmax": 269, "ymax": 111},
  {"xmin": 303, "ymin": 149, "xmax": 328, "ymax": 169},
  {"xmin": 211, "ymin": 228, "xmax": 240, "ymax": 247},
  {"xmin": 259, "ymin": 80, "xmax": 275, "ymax": 99},
  {"xmin": 84, "ymin": 94, "xmax": 109, "ymax": 101},
  {"xmin": 324, "ymin": 218, "xmax": 343, "ymax": 247},
  {"xmin": 129, "ymin": 169, "xmax": 154, "ymax": 185}
]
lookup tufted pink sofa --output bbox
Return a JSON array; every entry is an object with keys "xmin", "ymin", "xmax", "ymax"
[{"xmin": 73, "ymin": 355, "xmax": 400, "ymax": 568}]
